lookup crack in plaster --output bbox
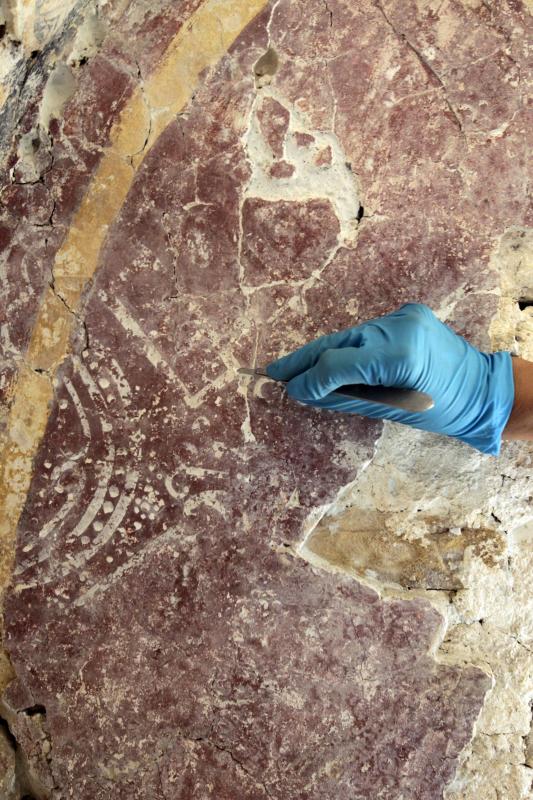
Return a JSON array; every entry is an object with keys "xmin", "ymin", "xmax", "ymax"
[
  {"xmin": 322, "ymin": 0, "xmax": 333, "ymax": 28},
  {"xmin": 372, "ymin": 0, "xmax": 466, "ymax": 138},
  {"xmin": 48, "ymin": 265, "xmax": 90, "ymax": 356},
  {"xmin": 211, "ymin": 739, "xmax": 274, "ymax": 799},
  {"xmin": 128, "ymin": 58, "xmax": 153, "ymax": 167},
  {"xmin": 152, "ymin": 729, "xmax": 275, "ymax": 800}
]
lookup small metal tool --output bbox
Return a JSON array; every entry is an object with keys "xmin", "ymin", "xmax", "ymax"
[{"xmin": 237, "ymin": 367, "xmax": 434, "ymax": 413}]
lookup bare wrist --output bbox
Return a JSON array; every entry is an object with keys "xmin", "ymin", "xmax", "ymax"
[{"xmin": 502, "ymin": 356, "xmax": 533, "ymax": 441}]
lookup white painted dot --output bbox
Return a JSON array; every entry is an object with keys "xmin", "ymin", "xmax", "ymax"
[
  {"xmin": 134, "ymin": 521, "xmax": 142, "ymax": 530},
  {"xmin": 93, "ymin": 521, "xmax": 104, "ymax": 532},
  {"xmin": 80, "ymin": 536, "xmax": 90, "ymax": 545},
  {"xmin": 90, "ymin": 362, "xmax": 98, "ymax": 370},
  {"xmin": 106, "ymin": 556, "xmax": 113, "ymax": 563},
  {"xmin": 109, "ymin": 485, "xmax": 119, "ymax": 498},
  {"xmin": 59, "ymin": 399, "xmax": 68, "ymax": 410},
  {"xmin": 103, "ymin": 501, "xmax": 114, "ymax": 514},
  {"xmin": 98, "ymin": 377, "xmax": 110, "ymax": 389},
  {"xmin": 44, "ymin": 461, "xmax": 52, "ymax": 469}
]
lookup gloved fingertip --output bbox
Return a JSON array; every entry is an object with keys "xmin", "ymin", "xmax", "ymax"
[
  {"xmin": 286, "ymin": 372, "xmax": 325, "ymax": 402},
  {"xmin": 265, "ymin": 360, "xmax": 284, "ymax": 380},
  {"xmin": 284, "ymin": 374, "xmax": 308, "ymax": 401}
]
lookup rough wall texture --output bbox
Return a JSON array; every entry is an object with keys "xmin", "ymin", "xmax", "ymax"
[{"xmin": 0, "ymin": 0, "xmax": 531, "ymax": 798}]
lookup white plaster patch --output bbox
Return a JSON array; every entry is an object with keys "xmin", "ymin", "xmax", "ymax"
[
  {"xmin": 243, "ymin": 87, "xmax": 360, "ymax": 247},
  {"xmin": 39, "ymin": 63, "xmax": 77, "ymax": 131}
]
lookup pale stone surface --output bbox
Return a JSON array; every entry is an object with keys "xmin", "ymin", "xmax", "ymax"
[{"xmin": 1, "ymin": 0, "xmax": 80, "ymax": 54}]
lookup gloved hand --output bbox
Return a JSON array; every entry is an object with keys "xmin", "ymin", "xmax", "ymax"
[{"xmin": 266, "ymin": 303, "xmax": 515, "ymax": 455}]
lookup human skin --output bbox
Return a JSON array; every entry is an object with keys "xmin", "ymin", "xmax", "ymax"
[{"xmin": 502, "ymin": 357, "xmax": 533, "ymax": 442}]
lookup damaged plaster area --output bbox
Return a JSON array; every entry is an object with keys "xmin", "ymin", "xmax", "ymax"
[{"xmin": 0, "ymin": 0, "xmax": 110, "ymax": 157}]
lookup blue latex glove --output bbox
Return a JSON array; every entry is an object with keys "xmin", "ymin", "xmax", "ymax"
[{"xmin": 266, "ymin": 303, "xmax": 515, "ymax": 455}]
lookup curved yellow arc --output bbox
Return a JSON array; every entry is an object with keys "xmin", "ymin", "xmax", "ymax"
[{"xmin": 0, "ymin": 0, "xmax": 269, "ymax": 593}]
